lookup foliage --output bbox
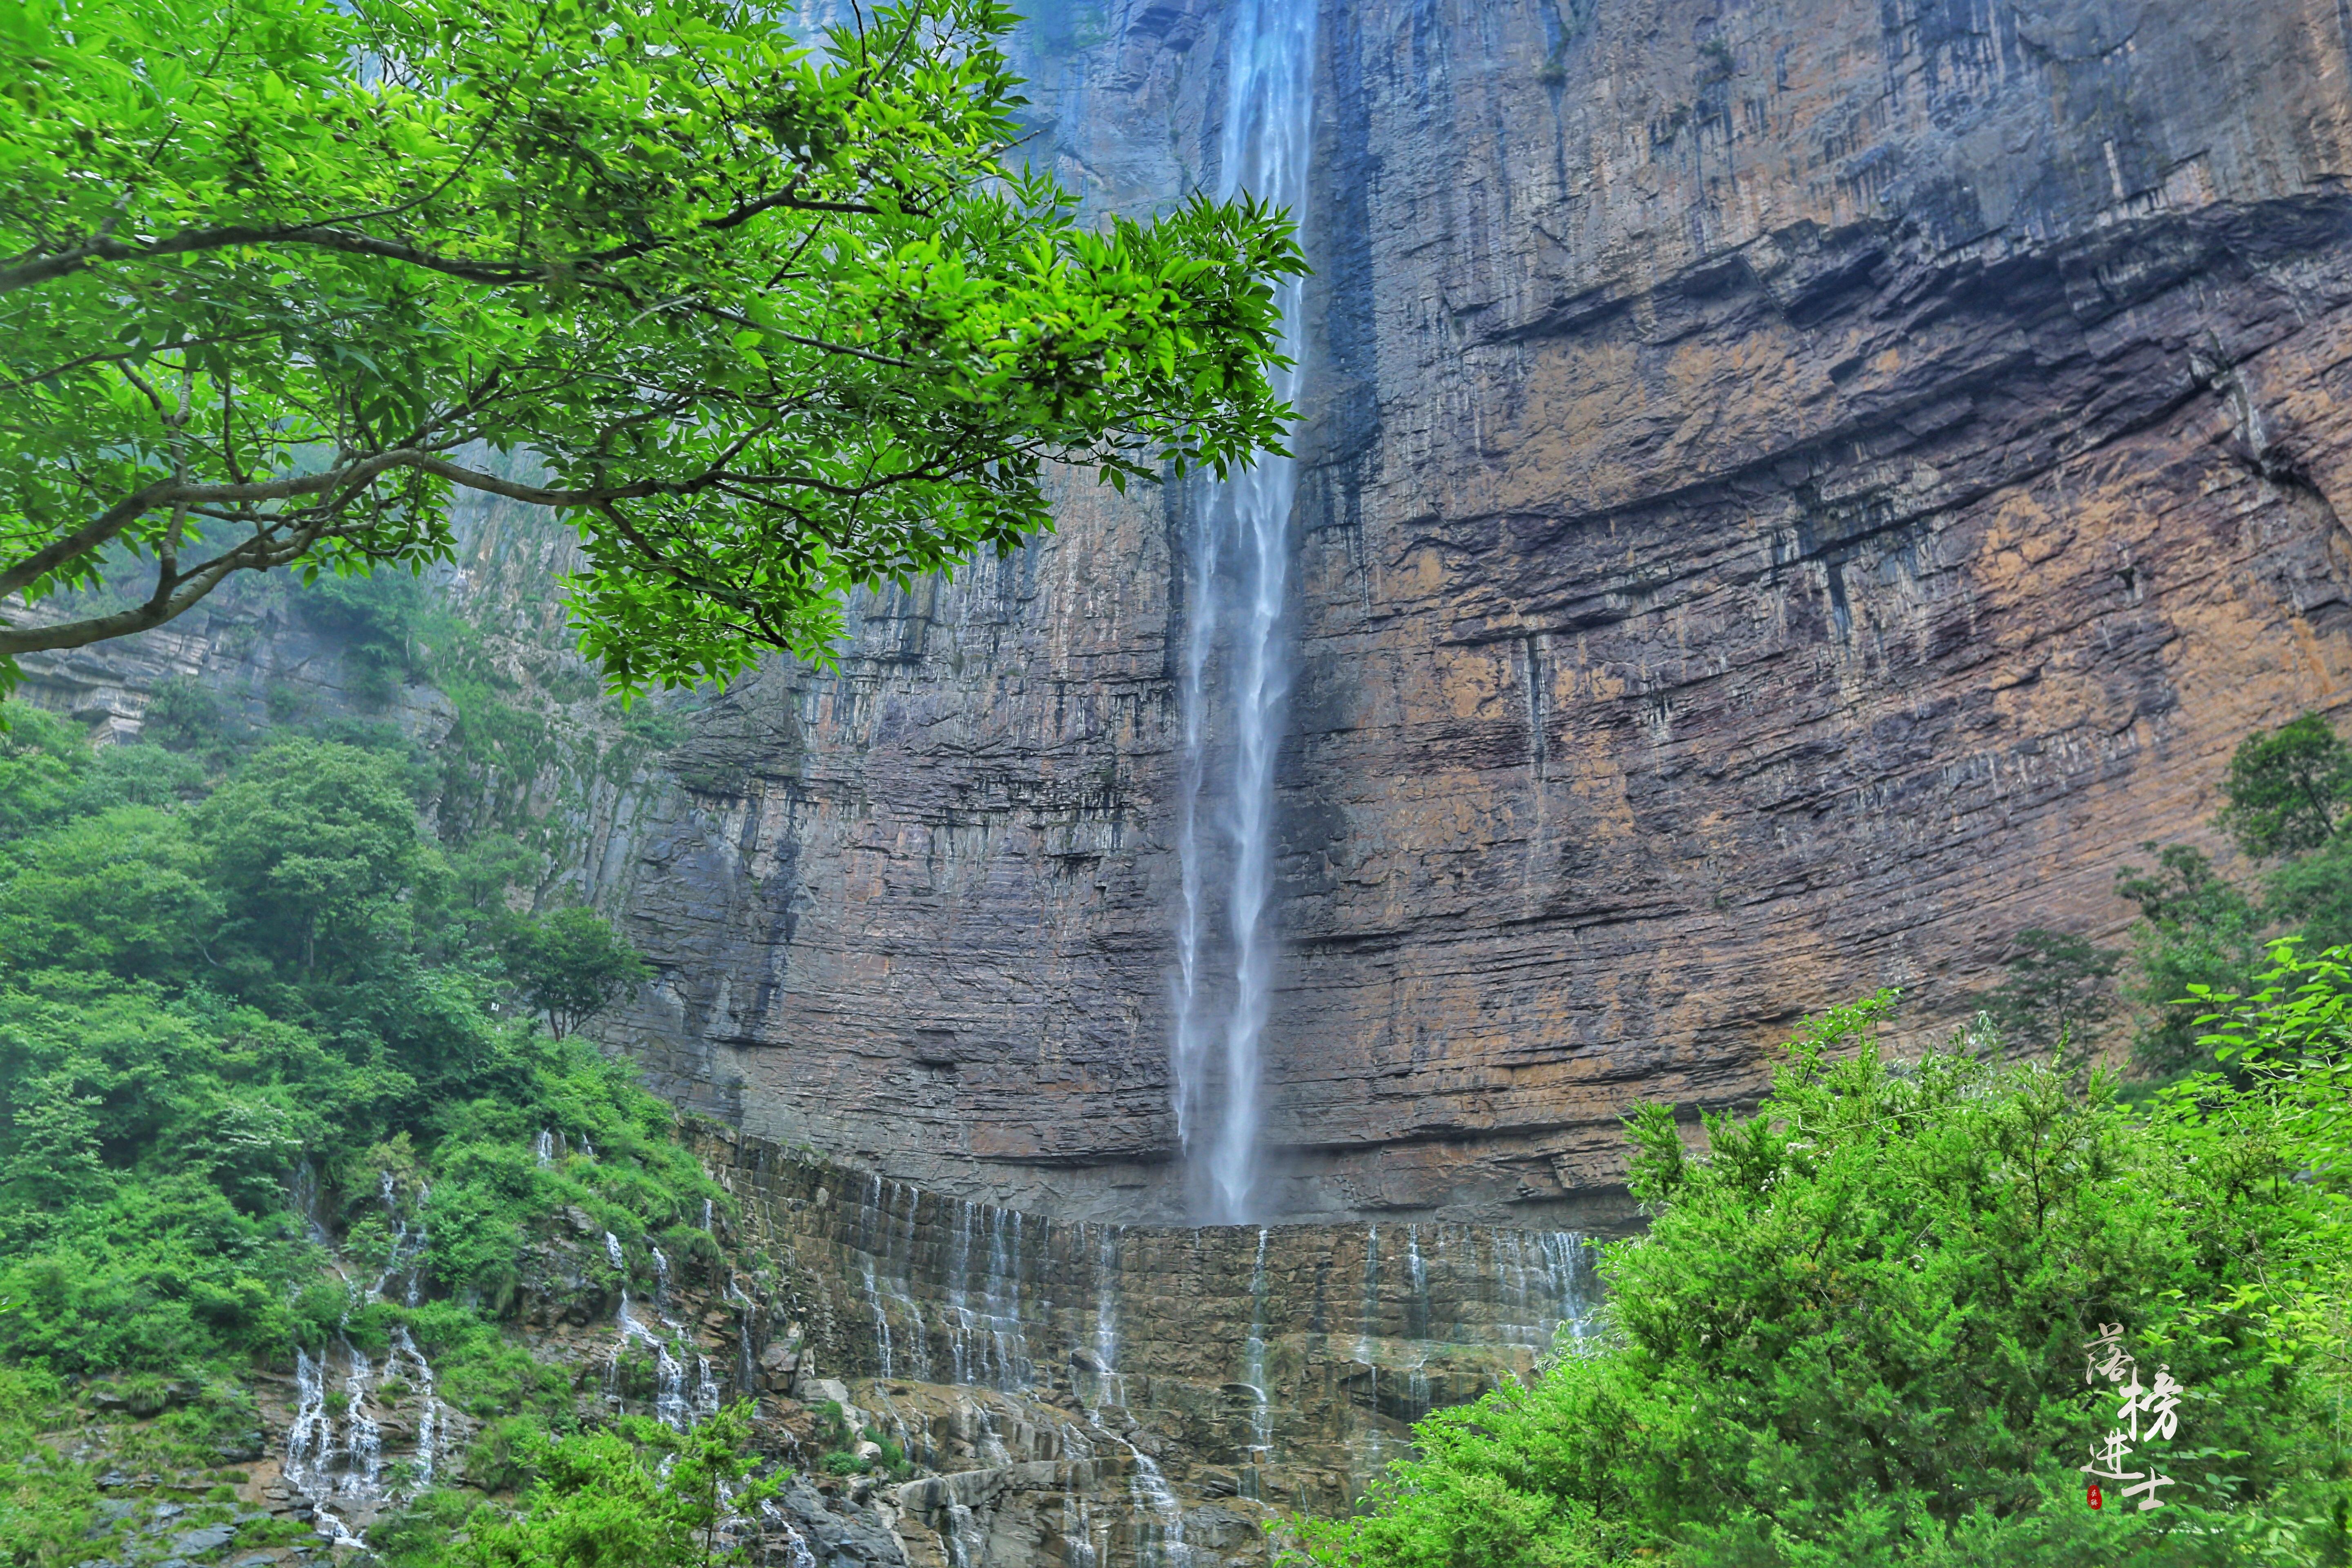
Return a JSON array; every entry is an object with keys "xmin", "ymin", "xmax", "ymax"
[
  {"xmin": 504, "ymin": 906, "xmax": 651, "ymax": 1037},
  {"xmin": 0, "ymin": 0, "xmax": 1303, "ymax": 697},
  {"xmin": 2221, "ymin": 714, "xmax": 2352, "ymax": 860},
  {"xmin": 0, "ymin": 706, "xmax": 90, "ymax": 835},
  {"xmin": 190, "ymin": 736, "xmax": 432, "ymax": 978},
  {"xmin": 1295, "ymin": 996, "xmax": 2348, "ymax": 1568},
  {"xmin": 2180, "ymin": 941, "xmax": 2352, "ymax": 1443},
  {"xmin": 0, "ymin": 703, "xmax": 717, "ymax": 1388},
  {"xmin": 459, "ymin": 1402, "xmax": 780, "ymax": 1568},
  {"xmin": 2118, "ymin": 844, "xmax": 2269, "ymax": 1077},
  {"xmin": 1967, "ymin": 927, "xmax": 2120, "ymax": 1059}
]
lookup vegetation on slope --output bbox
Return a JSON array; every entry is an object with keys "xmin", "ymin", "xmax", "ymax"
[
  {"xmin": 0, "ymin": 691, "xmax": 725, "ymax": 1565},
  {"xmin": 1297, "ymin": 993, "xmax": 2348, "ymax": 1566}
]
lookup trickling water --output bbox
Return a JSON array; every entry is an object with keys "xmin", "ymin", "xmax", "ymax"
[
  {"xmin": 290, "ymin": 1159, "xmax": 330, "ymax": 1246},
  {"xmin": 535, "ymin": 1129, "xmax": 554, "ymax": 1167},
  {"xmin": 1241, "ymin": 1227, "xmax": 1273, "ymax": 1483},
  {"xmin": 390, "ymin": 1325, "xmax": 443, "ymax": 1490},
  {"xmin": 338, "ymin": 1341, "xmax": 383, "ymax": 1503},
  {"xmin": 1169, "ymin": 0, "xmax": 1320, "ymax": 1225},
  {"xmin": 652, "ymin": 1245, "xmax": 671, "ymax": 1309},
  {"xmin": 606, "ymin": 1230, "xmax": 626, "ymax": 1272}
]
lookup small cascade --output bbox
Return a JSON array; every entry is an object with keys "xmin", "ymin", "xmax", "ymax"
[
  {"xmin": 579, "ymin": 1135, "xmax": 596, "ymax": 1160},
  {"xmin": 652, "ymin": 1245, "xmax": 671, "ymax": 1310},
  {"xmin": 337, "ymin": 1341, "xmax": 383, "ymax": 1504},
  {"xmin": 702, "ymin": 1197, "xmax": 715, "ymax": 1232},
  {"xmin": 694, "ymin": 1353, "xmax": 723, "ymax": 1423},
  {"xmin": 1240, "ymin": 1227, "xmax": 1273, "ymax": 1487},
  {"xmin": 849, "ymin": 1177, "xmax": 942, "ymax": 1383},
  {"xmin": 730, "ymin": 1280, "xmax": 760, "ymax": 1402},
  {"xmin": 290, "ymin": 1159, "xmax": 331, "ymax": 1246},
  {"xmin": 369, "ymin": 1171, "xmax": 428, "ymax": 1307},
  {"xmin": 762, "ymin": 1501, "xmax": 818, "ymax": 1568},
  {"xmin": 279, "ymin": 1161, "xmax": 453, "ymax": 1544},
  {"xmin": 943, "ymin": 1502, "xmax": 988, "ymax": 1568},
  {"xmin": 1091, "ymin": 1226, "xmax": 1125, "ymax": 1408},
  {"xmin": 284, "ymin": 1349, "xmax": 334, "ymax": 1502},
  {"xmin": 535, "ymin": 1129, "xmax": 554, "ymax": 1167},
  {"xmin": 607, "ymin": 1248, "xmax": 702, "ymax": 1433},
  {"xmin": 1401, "ymin": 1227, "xmax": 1432, "ymax": 1421},
  {"xmin": 1124, "ymin": 1445, "xmax": 1193, "ymax": 1568},
  {"xmin": 1065, "ymin": 1494, "xmax": 1103, "ymax": 1568},
  {"xmin": 898, "ymin": 1190, "xmax": 1030, "ymax": 1393},
  {"xmin": 389, "ymin": 1325, "xmax": 441, "ymax": 1490},
  {"xmin": 652, "ymin": 1338, "xmax": 691, "ymax": 1431}
]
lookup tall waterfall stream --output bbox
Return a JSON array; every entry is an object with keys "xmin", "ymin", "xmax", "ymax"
[{"xmin": 1172, "ymin": 0, "xmax": 1320, "ymax": 1225}]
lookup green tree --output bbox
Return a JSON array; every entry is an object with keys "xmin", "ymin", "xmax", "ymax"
[
  {"xmin": 0, "ymin": 704, "xmax": 87, "ymax": 835},
  {"xmin": 1296, "ymin": 997, "xmax": 2347, "ymax": 1568},
  {"xmin": 0, "ymin": 0, "xmax": 1302, "ymax": 697},
  {"xmin": 461, "ymin": 1403, "xmax": 780, "ymax": 1568},
  {"xmin": 2116, "ymin": 845, "xmax": 2267, "ymax": 1077},
  {"xmin": 504, "ymin": 907, "xmax": 650, "ymax": 1038},
  {"xmin": 2220, "ymin": 712, "xmax": 2352, "ymax": 860},
  {"xmin": 190, "ymin": 739, "xmax": 429, "ymax": 977},
  {"xmin": 0, "ymin": 805, "xmax": 220, "ymax": 978},
  {"xmin": 1966, "ymin": 927, "xmax": 2120, "ymax": 1058}
]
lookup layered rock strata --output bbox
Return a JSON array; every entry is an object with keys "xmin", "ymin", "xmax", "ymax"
[
  {"xmin": 592, "ymin": 0, "xmax": 2352, "ymax": 1221},
  {"xmin": 706, "ymin": 1130, "xmax": 1594, "ymax": 1566}
]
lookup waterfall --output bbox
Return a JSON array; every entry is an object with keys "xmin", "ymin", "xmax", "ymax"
[
  {"xmin": 281, "ymin": 1173, "xmax": 448, "ymax": 1544},
  {"xmin": 1170, "ymin": 0, "xmax": 1319, "ymax": 1224},
  {"xmin": 1241, "ymin": 1227, "xmax": 1273, "ymax": 1483},
  {"xmin": 390, "ymin": 1325, "xmax": 439, "ymax": 1490}
]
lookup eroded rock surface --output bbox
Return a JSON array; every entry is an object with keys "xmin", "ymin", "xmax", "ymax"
[{"xmin": 597, "ymin": 0, "xmax": 2352, "ymax": 1221}]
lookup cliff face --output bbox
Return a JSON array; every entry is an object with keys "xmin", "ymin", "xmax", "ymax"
[
  {"xmin": 704, "ymin": 1132, "xmax": 1591, "ymax": 1568},
  {"xmin": 597, "ymin": 0, "xmax": 2352, "ymax": 1221},
  {"xmin": 20, "ymin": 0, "xmax": 2352, "ymax": 1225}
]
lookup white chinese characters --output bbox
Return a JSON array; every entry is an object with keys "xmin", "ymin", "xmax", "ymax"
[{"xmin": 2079, "ymin": 1323, "xmax": 2185, "ymax": 1510}]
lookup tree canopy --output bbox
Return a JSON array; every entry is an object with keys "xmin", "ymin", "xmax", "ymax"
[{"xmin": 0, "ymin": 0, "xmax": 1304, "ymax": 694}]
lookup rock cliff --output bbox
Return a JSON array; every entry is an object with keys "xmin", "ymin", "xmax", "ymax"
[
  {"xmin": 596, "ymin": 0, "xmax": 2352, "ymax": 1222},
  {"xmin": 21, "ymin": 0, "xmax": 2352, "ymax": 1225}
]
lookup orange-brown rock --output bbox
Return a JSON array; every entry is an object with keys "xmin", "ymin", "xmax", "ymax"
[{"xmin": 590, "ymin": 0, "xmax": 2352, "ymax": 1223}]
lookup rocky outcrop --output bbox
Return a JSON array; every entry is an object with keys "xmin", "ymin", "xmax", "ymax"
[{"xmin": 706, "ymin": 1129, "xmax": 1593, "ymax": 1566}]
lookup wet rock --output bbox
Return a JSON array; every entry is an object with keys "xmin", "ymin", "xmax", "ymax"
[{"xmin": 170, "ymin": 1526, "xmax": 238, "ymax": 1557}]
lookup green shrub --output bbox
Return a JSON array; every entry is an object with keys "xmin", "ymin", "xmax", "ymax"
[{"xmin": 1298, "ymin": 996, "xmax": 2348, "ymax": 1568}]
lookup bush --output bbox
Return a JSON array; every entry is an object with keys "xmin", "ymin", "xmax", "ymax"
[{"xmin": 1297, "ymin": 996, "xmax": 2348, "ymax": 1568}]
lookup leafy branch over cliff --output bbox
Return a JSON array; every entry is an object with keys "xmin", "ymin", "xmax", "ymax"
[{"xmin": 0, "ymin": 0, "xmax": 1304, "ymax": 694}]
